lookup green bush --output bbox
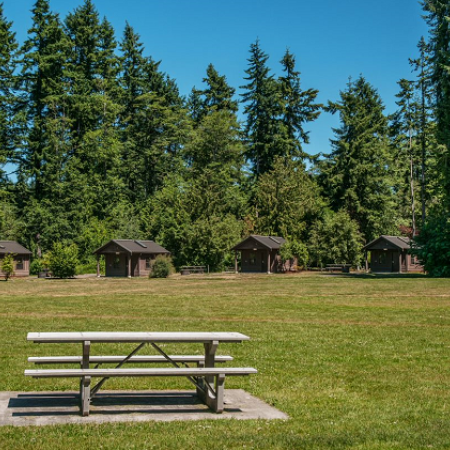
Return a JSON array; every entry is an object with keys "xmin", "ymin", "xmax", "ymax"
[
  {"xmin": 1, "ymin": 253, "xmax": 15, "ymax": 280},
  {"xmin": 47, "ymin": 243, "xmax": 79, "ymax": 278},
  {"xmin": 150, "ymin": 256, "xmax": 174, "ymax": 278},
  {"xmin": 30, "ymin": 258, "xmax": 45, "ymax": 275}
]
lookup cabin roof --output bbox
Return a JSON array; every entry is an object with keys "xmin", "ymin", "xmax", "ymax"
[
  {"xmin": 363, "ymin": 235, "xmax": 412, "ymax": 251},
  {"xmin": 231, "ymin": 235, "xmax": 286, "ymax": 251},
  {"xmin": 0, "ymin": 241, "xmax": 32, "ymax": 255},
  {"xmin": 93, "ymin": 239, "xmax": 170, "ymax": 255}
]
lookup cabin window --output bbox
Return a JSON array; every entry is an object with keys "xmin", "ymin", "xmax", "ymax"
[
  {"xmin": 16, "ymin": 258, "xmax": 24, "ymax": 270},
  {"xmin": 145, "ymin": 257, "xmax": 152, "ymax": 269},
  {"xmin": 378, "ymin": 253, "xmax": 387, "ymax": 264},
  {"xmin": 113, "ymin": 256, "xmax": 121, "ymax": 269},
  {"xmin": 249, "ymin": 252, "xmax": 257, "ymax": 265}
]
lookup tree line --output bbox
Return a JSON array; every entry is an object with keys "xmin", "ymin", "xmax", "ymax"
[{"xmin": 0, "ymin": 0, "xmax": 448, "ymax": 275}]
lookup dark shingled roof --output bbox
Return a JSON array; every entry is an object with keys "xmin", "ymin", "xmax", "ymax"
[
  {"xmin": 93, "ymin": 239, "xmax": 170, "ymax": 255},
  {"xmin": 232, "ymin": 235, "xmax": 286, "ymax": 251},
  {"xmin": 0, "ymin": 241, "xmax": 32, "ymax": 255},
  {"xmin": 363, "ymin": 235, "xmax": 412, "ymax": 251}
]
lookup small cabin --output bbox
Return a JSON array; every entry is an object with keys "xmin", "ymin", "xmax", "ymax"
[
  {"xmin": 231, "ymin": 235, "xmax": 286, "ymax": 274},
  {"xmin": 93, "ymin": 239, "xmax": 170, "ymax": 277},
  {"xmin": 363, "ymin": 235, "xmax": 423, "ymax": 273},
  {"xmin": 0, "ymin": 241, "xmax": 32, "ymax": 277}
]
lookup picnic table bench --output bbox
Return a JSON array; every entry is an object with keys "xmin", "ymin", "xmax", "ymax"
[
  {"xmin": 25, "ymin": 332, "xmax": 257, "ymax": 416},
  {"xmin": 325, "ymin": 264, "xmax": 351, "ymax": 273},
  {"xmin": 180, "ymin": 266, "xmax": 208, "ymax": 275}
]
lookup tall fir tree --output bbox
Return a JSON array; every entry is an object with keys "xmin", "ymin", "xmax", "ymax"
[
  {"xmin": 410, "ymin": 36, "xmax": 437, "ymax": 222},
  {"xmin": 391, "ymin": 79, "xmax": 419, "ymax": 237},
  {"xmin": 0, "ymin": 4, "xmax": 18, "ymax": 190},
  {"xmin": 241, "ymin": 40, "xmax": 282, "ymax": 178},
  {"xmin": 17, "ymin": 0, "xmax": 69, "ymax": 202},
  {"xmin": 423, "ymin": 0, "xmax": 450, "ymax": 208},
  {"xmin": 278, "ymin": 49, "xmax": 321, "ymax": 162},
  {"xmin": 318, "ymin": 76, "xmax": 396, "ymax": 241}
]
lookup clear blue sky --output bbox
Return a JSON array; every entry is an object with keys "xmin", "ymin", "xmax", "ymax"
[{"xmin": 3, "ymin": 0, "xmax": 429, "ymax": 157}]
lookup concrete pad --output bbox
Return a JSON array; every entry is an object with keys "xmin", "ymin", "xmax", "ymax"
[{"xmin": 0, "ymin": 390, "xmax": 288, "ymax": 427}]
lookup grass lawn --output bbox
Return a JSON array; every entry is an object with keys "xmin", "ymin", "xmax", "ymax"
[{"xmin": 1, "ymin": 272, "xmax": 450, "ymax": 449}]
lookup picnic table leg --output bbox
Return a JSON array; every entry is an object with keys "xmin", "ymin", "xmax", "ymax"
[
  {"xmin": 199, "ymin": 341, "xmax": 219, "ymax": 411},
  {"xmin": 213, "ymin": 373, "xmax": 225, "ymax": 413},
  {"xmin": 80, "ymin": 341, "xmax": 91, "ymax": 416},
  {"xmin": 80, "ymin": 376, "xmax": 91, "ymax": 416}
]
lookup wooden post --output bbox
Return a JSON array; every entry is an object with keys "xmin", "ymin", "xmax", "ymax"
[
  {"xmin": 365, "ymin": 251, "xmax": 369, "ymax": 272},
  {"xmin": 267, "ymin": 251, "xmax": 271, "ymax": 274},
  {"xmin": 234, "ymin": 251, "xmax": 238, "ymax": 274},
  {"xmin": 398, "ymin": 253, "xmax": 402, "ymax": 273},
  {"xmin": 96, "ymin": 255, "xmax": 100, "ymax": 278},
  {"xmin": 127, "ymin": 256, "xmax": 131, "ymax": 278}
]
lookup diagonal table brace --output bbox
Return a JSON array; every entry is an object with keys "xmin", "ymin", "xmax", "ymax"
[
  {"xmin": 149, "ymin": 342, "xmax": 216, "ymax": 397},
  {"xmin": 90, "ymin": 341, "xmax": 147, "ymax": 397}
]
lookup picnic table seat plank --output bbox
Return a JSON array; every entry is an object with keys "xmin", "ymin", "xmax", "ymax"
[
  {"xmin": 28, "ymin": 355, "xmax": 234, "ymax": 364},
  {"xmin": 25, "ymin": 367, "xmax": 257, "ymax": 378}
]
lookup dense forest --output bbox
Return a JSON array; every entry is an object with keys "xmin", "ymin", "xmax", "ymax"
[{"xmin": 0, "ymin": 0, "xmax": 449, "ymax": 275}]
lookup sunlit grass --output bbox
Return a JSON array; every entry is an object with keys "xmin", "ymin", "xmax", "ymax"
[{"xmin": 1, "ymin": 273, "xmax": 450, "ymax": 449}]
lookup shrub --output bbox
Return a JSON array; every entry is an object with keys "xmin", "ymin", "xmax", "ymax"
[
  {"xmin": 150, "ymin": 256, "xmax": 174, "ymax": 278},
  {"xmin": 30, "ymin": 258, "xmax": 45, "ymax": 275},
  {"xmin": 280, "ymin": 241, "xmax": 309, "ymax": 270},
  {"xmin": 1, "ymin": 253, "xmax": 15, "ymax": 280},
  {"xmin": 47, "ymin": 243, "xmax": 79, "ymax": 278}
]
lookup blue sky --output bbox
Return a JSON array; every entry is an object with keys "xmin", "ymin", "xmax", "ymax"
[{"xmin": 3, "ymin": 0, "xmax": 429, "ymax": 157}]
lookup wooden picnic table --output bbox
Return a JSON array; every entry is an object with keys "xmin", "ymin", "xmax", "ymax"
[{"xmin": 25, "ymin": 332, "xmax": 256, "ymax": 416}]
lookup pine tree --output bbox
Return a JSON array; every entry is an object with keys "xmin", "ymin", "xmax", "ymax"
[
  {"xmin": 255, "ymin": 157, "xmax": 322, "ymax": 241},
  {"xmin": 202, "ymin": 63, "xmax": 238, "ymax": 114},
  {"xmin": 17, "ymin": 0, "xmax": 69, "ymax": 201},
  {"xmin": 423, "ymin": 0, "xmax": 450, "ymax": 207},
  {"xmin": 318, "ymin": 76, "xmax": 396, "ymax": 241},
  {"xmin": 241, "ymin": 40, "xmax": 282, "ymax": 178},
  {"xmin": 391, "ymin": 79, "xmax": 419, "ymax": 237},
  {"xmin": 278, "ymin": 49, "xmax": 321, "ymax": 162},
  {"xmin": 410, "ymin": 37, "xmax": 436, "ymax": 223},
  {"xmin": 65, "ymin": 0, "xmax": 124, "ymax": 219},
  {"xmin": 0, "ymin": 4, "xmax": 18, "ymax": 187}
]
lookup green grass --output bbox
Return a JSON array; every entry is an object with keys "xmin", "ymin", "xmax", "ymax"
[{"xmin": 1, "ymin": 273, "xmax": 450, "ymax": 449}]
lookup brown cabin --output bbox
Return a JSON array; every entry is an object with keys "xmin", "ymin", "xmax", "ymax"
[
  {"xmin": 232, "ymin": 235, "xmax": 286, "ymax": 274},
  {"xmin": 0, "ymin": 241, "xmax": 32, "ymax": 277},
  {"xmin": 363, "ymin": 235, "xmax": 424, "ymax": 273},
  {"xmin": 93, "ymin": 239, "xmax": 170, "ymax": 277}
]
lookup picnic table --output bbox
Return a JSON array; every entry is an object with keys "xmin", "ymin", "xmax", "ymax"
[
  {"xmin": 325, "ymin": 264, "xmax": 351, "ymax": 273},
  {"xmin": 25, "ymin": 332, "xmax": 257, "ymax": 416}
]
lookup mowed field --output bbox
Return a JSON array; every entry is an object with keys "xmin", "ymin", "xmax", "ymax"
[{"xmin": 1, "ymin": 273, "xmax": 450, "ymax": 449}]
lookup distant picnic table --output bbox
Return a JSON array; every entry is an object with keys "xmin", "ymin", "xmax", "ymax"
[
  {"xmin": 180, "ymin": 266, "xmax": 208, "ymax": 275},
  {"xmin": 325, "ymin": 264, "xmax": 351, "ymax": 273}
]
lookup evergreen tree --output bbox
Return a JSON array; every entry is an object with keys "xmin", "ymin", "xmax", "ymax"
[
  {"xmin": 0, "ymin": 4, "xmax": 18, "ymax": 187},
  {"xmin": 65, "ymin": 0, "xmax": 124, "ymax": 218},
  {"xmin": 410, "ymin": 37, "xmax": 437, "ymax": 222},
  {"xmin": 318, "ymin": 76, "xmax": 396, "ymax": 241},
  {"xmin": 255, "ymin": 157, "xmax": 322, "ymax": 241},
  {"xmin": 423, "ymin": 0, "xmax": 450, "ymax": 207},
  {"xmin": 241, "ymin": 40, "xmax": 282, "ymax": 178},
  {"xmin": 202, "ymin": 63, "xmax": 238, "ymax": 114},
  {"xmin": 278, "ymin": 49, "xmax": 321, "ymax": 162},
  {"xmin": 391, "ymin": 78, "xmax": 419, "ymax": 237},
  {"xmin": 17, "ymin": 0, "xmax": 69, "ymax": 201}
]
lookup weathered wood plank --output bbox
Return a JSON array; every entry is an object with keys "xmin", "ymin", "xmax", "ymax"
[
  {"xmin": 25, "ymin": 367, "xmax": 257, "ymax": 378},
  {"xmin": 29, "ymin": 355, "xmax": 234, "ymax": 364},
  {"xmin": 27, "ymin": 332, "xmax": 250, "ymax": 343}
]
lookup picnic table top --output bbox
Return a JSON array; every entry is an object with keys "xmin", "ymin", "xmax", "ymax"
[{"xmin": 27, "ymin": 331, "xmax": 250, "ymax": 344}]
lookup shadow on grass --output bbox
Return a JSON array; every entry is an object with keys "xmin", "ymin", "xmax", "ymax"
[{"xmin": 327, "ymin": 272, "xmax": 429, "ymax": 280}]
